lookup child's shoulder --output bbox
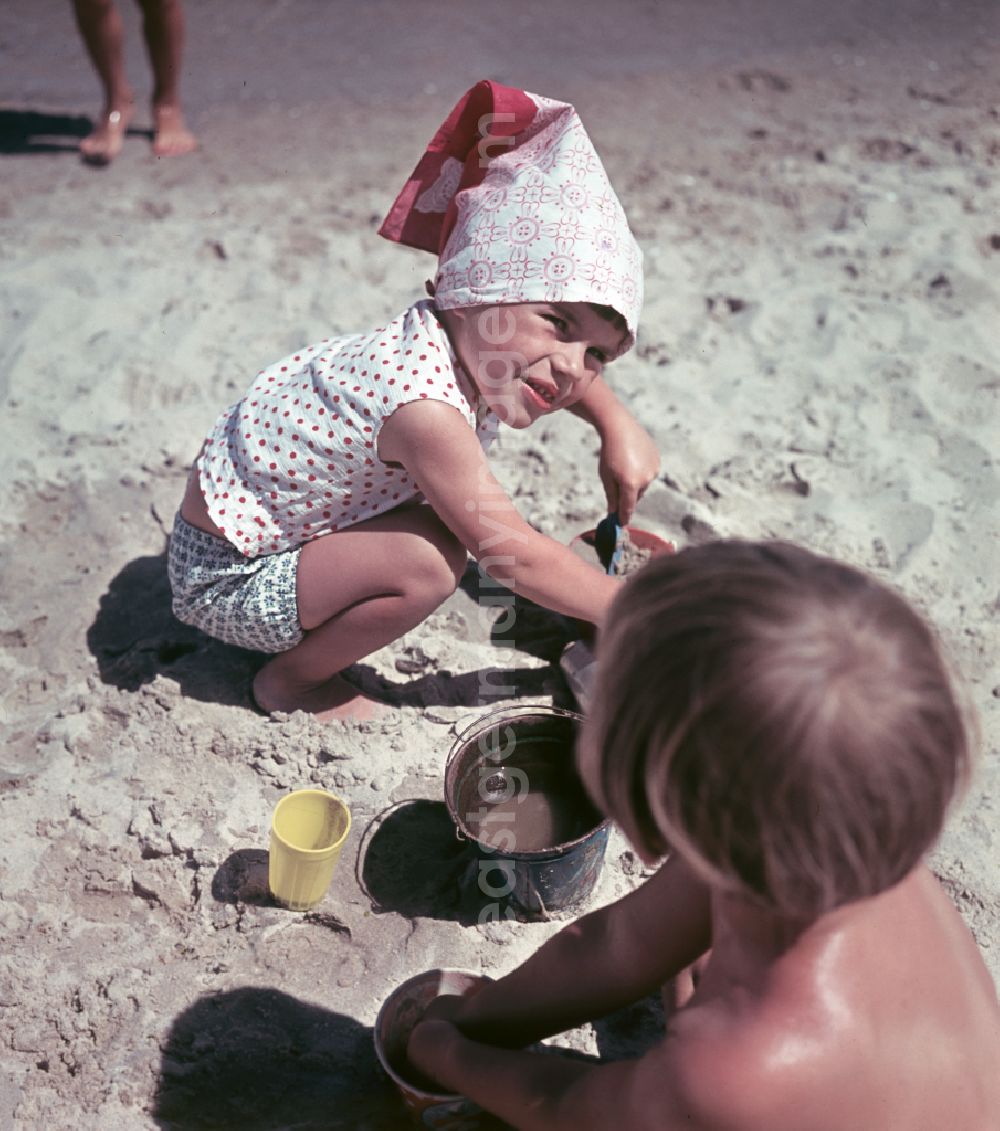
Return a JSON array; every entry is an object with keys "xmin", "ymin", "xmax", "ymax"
[
  {"xmin": 654, "ymin": 975, "xmax": 911, "ymax": 1131},
  {"xmin": 664, "ymin": 986, "xmax": 999, "ymax": 1130},
  {"xmin": 658, "ymin": 872, "xmax": 1000, "ymax": 1130},
  {"xmin": 654, "ymin": 990, "xmax": 831, "ymax": 1131}
]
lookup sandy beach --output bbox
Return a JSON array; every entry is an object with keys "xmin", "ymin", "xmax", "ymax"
[{"xmin": 1, "ymin": 0, "xmax": 998, "ymax": 1126}]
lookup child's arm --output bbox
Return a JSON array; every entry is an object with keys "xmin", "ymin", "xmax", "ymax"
[
  {"xmin": 379, "ymin": 400, "xmax": 622, "ymax": 625},
  {"xmin": 409, "ymin": 1020, "xmax": 698, "ymax": 1131},
  {"xmin": 568, "ymin": 376, "xmax": 660, "ymax": 524},
  {"xmin": 420, "ymin": 853, "xmax": 711, "ymax": 1049}
]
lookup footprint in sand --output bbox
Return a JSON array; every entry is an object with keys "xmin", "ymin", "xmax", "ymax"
[
  {"xmin": 871, "ymin": 501, "xmax": 935, "ymax": 572},
  {"xmin": 735, "ymin": 70, "xmax": 792, "ymax": 93}
]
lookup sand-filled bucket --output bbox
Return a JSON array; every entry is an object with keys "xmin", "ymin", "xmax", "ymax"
[
  {"xmin": 572, "ymin": 523, "xmax": 675, "ymax": 575},
  {"xmin": 445, "ymin": 706, "xmax": 610, "ymax": 915},
  {"xmin": 374, "ymin": 968, "xmax": 489, "ymax": 1128}
]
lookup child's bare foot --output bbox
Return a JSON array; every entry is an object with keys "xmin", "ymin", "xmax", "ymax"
[
  {"xmin": 252, "ymin": 667, "xmax": 387, "ymax": 723},
  {"xmin": 152, "ymin": 104, "xmax": 197, "ymax": 157},
  {"xmin": 80, "ymin": 101, "xmax": 134, "ymax": 165}
]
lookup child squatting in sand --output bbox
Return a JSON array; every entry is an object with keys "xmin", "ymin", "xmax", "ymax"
[
  {"xmin": 407, "ymin": 541, "xmax": 1000, "ymax": 1130},
  {"xmin": 169, "ymin": 81, "xmax": 657, "ymax": 720}
]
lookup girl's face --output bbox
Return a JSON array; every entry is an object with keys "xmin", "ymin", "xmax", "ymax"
[{"xmin": 438, "ymin": 301, "xmax": 627, "ymax": 428}]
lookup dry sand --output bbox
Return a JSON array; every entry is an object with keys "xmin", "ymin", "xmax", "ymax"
[{"xmin": 1, "ymin": 1, "xmax": 998, "ymax": 1126}]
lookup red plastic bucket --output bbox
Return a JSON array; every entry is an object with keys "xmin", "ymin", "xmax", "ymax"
[
  {"xmin": 374, "ymin": 968, "xmax": 490, "ymax": 1128},
  {"xmin": 572, "ymin": 524, "xmax": 675, "ymax": 570}
]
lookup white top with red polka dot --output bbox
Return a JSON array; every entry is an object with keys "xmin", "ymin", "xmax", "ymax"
[{"xmin": 199, "ymin": 300, "xmax": 498, "ymax": 557}]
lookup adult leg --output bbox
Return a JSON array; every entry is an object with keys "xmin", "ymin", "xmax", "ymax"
[
  {"xmin": 253, "ymin": 504, "xmax": 469, "ymax": 721},
  {"xmin": 135, "ymin": 0, "xmax": 197, "ymax": 155},
  {"xmin": 72, "ymin": 0, "xmax": 135, "ymax": 163}
]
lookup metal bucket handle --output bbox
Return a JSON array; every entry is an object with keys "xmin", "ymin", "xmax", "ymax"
[{"xmin": 448, "ymin": 703, "xmax": 583, "ymax": 761}]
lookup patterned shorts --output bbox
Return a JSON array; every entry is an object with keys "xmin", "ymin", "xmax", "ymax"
[{"xmin": 167, "ymin": 513, "xmax": 304, "ymax": 653}]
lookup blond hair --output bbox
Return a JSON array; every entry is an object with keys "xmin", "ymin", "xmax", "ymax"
[{"xmin": 582, "ymin": 541, "xmax": 971, "ymax": 919}]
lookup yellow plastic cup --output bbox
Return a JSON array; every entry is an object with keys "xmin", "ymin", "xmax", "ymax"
[{"xmin": 268, "ymin": 789, "xmax": 351, "ymax": 911}]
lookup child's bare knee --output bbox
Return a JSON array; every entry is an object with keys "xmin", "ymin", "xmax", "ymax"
[{"xmin": 406, "ymin": 532, "xmax": 465, "ymax": 604}]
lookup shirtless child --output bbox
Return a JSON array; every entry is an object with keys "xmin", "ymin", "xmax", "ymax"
[{"xmin": 407, "ymin": 540, "xmax": 1000, "ymax": 1130}]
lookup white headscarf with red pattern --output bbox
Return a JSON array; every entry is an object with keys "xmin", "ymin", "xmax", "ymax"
[{"xmin": 379, "ymin": 80, "xmax": 643, "ymax": 350}]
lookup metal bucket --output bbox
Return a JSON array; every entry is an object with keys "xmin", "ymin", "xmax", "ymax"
[
  {"xmin": 445, "ymin": 706, "xmax": 610, "ymax": 916},
  {"xmin": 373, "ymin": 968, "xmax": 489, "ymax": 1128}
]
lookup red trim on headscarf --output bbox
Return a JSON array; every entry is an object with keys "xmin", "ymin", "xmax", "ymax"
[{"xmin": 378, "ymin": 80, "xmax": 538, "ymax": 255}]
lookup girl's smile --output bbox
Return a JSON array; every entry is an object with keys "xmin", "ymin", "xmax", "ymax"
[{"xmin": 519, "ymin": 374, "xmax": 559, "ymax": 411}]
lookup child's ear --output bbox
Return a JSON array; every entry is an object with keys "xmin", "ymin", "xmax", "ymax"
[{"xmin": 424, "ymin": 279, "xmax": 437, "ymax": 297}]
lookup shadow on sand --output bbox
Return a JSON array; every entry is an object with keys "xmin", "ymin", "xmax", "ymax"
[
  {"xmin": 458, "ymin": 562, "xmax": 578, "ymax": 662},
  {"xmin": 0, "ymin": 108, "xmax": 151, "ymax": 155},
  {"xmin": 152, "ymin": 987, "xmax": 400, "ymax": 1130},
  {"xmin": 357, "ymin": 799, "xmax": 482, "ymax": 925},
  {"xmin": 87, "ymin": 553, "xmax": 574, "ymax": 713},
  {"xmin": 210, "ymin": 848, "xmax": 271, "ymax": 906},
  {"xmin": 592, "ymin": 993, "xmax": 666, "ymax": 1062},
  {"xmin": 85, "ymin": 551, "xmax": 260, "ymax": 709}
]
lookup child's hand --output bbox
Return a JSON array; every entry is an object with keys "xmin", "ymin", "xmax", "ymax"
[
  {"xmin": 568, "ymin": 376, "xmax": 660, "ymax": 525},
  {"xmin": 420, "ymin": 992, "xmax": 467, "ymax": 1025},
  {"xmin": 597, "ymin": 417, "xmax": 660, "ymax": 525},
  {"xmin": 406, "ymin": 1017, "xmax": 456, "ymax": 1088}
]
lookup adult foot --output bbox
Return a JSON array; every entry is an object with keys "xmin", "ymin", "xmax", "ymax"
[
  {"xmin": 252, "ymin": 669, "xmax": 388, "ymax": 723},
  {"xmin": 152, "ymin": 104, "xmax": 197, "ymax": 157},
  {"xmin": 80, "ymin": 101, "xmax": 134, "ymax": 165}
]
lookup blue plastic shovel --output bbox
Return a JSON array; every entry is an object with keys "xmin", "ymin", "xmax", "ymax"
[{"xmin": 593, "ymin": 512, "xmax": 624, "ymax": 575}]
